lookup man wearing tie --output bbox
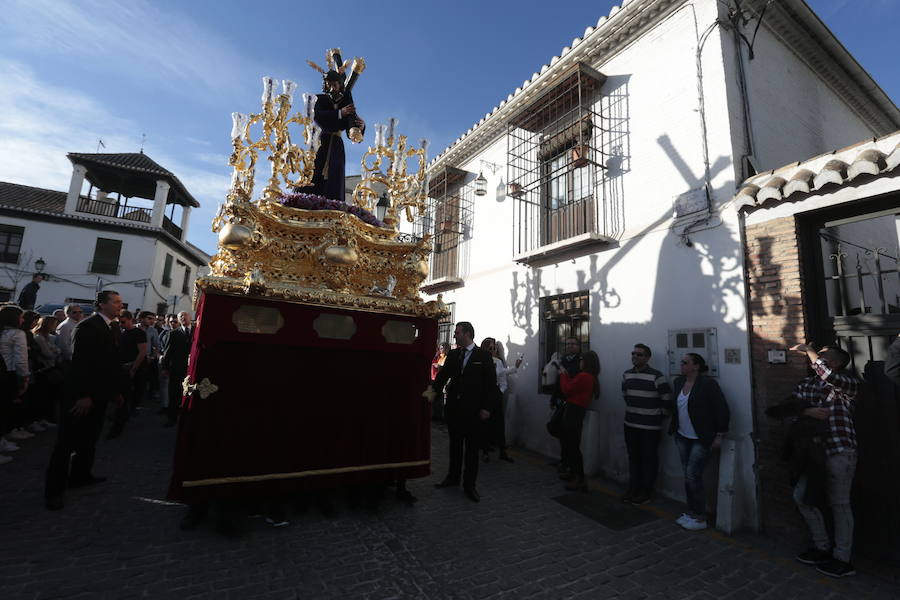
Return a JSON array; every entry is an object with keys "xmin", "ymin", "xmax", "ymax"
[
  {"xmin": 161, "ymin": 311, "xmax": 193, "ymax": 426},
  {"xmin": 44, "ymin": 290, "xmax": 123, "ymax": 510},
  {"xmin": 429, "ymin": 322, "xmax": 499, "ymax": 502}
]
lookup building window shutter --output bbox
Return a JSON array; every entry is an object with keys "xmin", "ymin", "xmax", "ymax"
[
  {"xmin": 162, "ymin": 254, "xmax": 173, "ymax": 287},
  {"xmin": 89, "ymin": 238, "xmax": 122, "ymax": 275},
  {"xmin": 0, "ymin": 224, "xmax": 25, "ymax": 264},
  {"xmin": 182, "ymin": 266, "xmax": 192, "ymax": 294}
]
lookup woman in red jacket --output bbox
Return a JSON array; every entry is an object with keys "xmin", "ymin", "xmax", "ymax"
[{"xmin": 558, "ymin": 350, "xmax": 600, "ymax": 492}]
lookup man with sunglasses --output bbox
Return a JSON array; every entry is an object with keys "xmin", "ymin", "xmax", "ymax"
[
  {"xmin": 621, "ymin": 343, "xmax": 672, "ymax": 504},
  {"xmin": 55, "ymin": 303, "xmax": 85, "ymax": 363}
]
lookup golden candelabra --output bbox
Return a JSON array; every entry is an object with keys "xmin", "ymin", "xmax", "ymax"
[
  {"xmin": 352, "ymin": 118, "xmax": 429, "ymax": 228},
  {"xmin": 226, "ymin": 76, "xmax": 321, "ymax": 204}
]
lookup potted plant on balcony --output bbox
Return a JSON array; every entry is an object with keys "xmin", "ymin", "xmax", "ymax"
[
  {"xmin": 507, "ymin": 182, "xmax": 525, "ymax": 198},
  {"xmin": 440, "ymin": 219, "xmax": 455, "ymax": 233}
]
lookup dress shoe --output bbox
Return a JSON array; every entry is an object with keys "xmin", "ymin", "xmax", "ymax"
[
  {"xmin": 482, "ymin": 451, "xmax": 490, "ymax": 463},
  {"xmin": 464, "ymin": 487, "xmax": 481, "ymax": 502},
  {"xmin": 434, "ymin": 477, "xmax": 460, "ymax": 489},
  {"xmin": 45, "ymin": 496, "xmax": 64, "ymax": 511},
  {"xmin": 68, "ymin": 475, "xmax": 107, "ymax": 489},
  {"xmin": 499, "ymin": 452, "xmax": 514, "ymax": 463},
  {"xmin": 179, "ymin": 507, "xmax": 207, "ymax": 531}
]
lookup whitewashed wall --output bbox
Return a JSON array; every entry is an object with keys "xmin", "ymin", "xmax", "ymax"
[
  {"xmin": 423, "ymin": 0, "xmax": 892, "ymax": 532},
  {"xmin": 0, "ymin": 216, "xmax": 203, "ymax": 315}
]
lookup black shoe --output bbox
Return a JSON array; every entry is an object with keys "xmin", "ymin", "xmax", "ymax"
[
  {"xmin": 499, "ymin": 452, "xmax": 514, "ymax": 463},
  {"xmin": 621, "ymin": 489, "xmax": 636, "ymax": 503},
  {"xmin": 816, "ymin": 559, "xmax": 856, "ymax": 578},
  {"xmin": 630, "ymin": 493, "xmax": 650, "ymax": 505},
  {"xmin": 179, "ymin": 507, "xmax": 207, "ymax": 531},
  {"xmin": 434, "ymin": 477, "xmax": 460, "ymax": 489},
  {"xmin": 558, "ymin": 471, "xmax": 575, "ymax": 481},
  {"xmin": 796, "ymin": 548, "xmax": 832, "ymax": 565},
  {"xmin": 68, "ymin": 475, "xmax": 107, "ymax": 489},
  {"xmin": 464, "ymin": 487, "xmax": 480, "ymax": 502},
  {"xmin": 105, "ymin": 427, "xmax": 122, "ymax": 440},
  {"xmin": 482, "ymin": 452, "xmax": 490, "ymax": 463},
  {"xmin": 45, "ymin": 496, "xmax": 64, "ymax": 511},
  {"xmin": 155, "ymin": 408, "xmax": 167, "ymax": 416}
]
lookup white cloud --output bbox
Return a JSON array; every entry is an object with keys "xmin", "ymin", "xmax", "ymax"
[
  {"xmin": 1, "ymin": 0, "xmax": 256, "ymax": 101},
  {"xmin": 0, "ymin": 59, "xmax": 226, "ymax": 254}
]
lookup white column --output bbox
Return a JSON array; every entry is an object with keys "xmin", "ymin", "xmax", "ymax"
[
  {"xmin": 64, "ymin": 165, "xmax": 88, "ymax": 214},
  {"xmin": 179, "ymin": 206, "xmax": 192, "ymax": 240},
  {"xmin": 150, "ymin": 180, "xmax": 170, "ymax": 228}
]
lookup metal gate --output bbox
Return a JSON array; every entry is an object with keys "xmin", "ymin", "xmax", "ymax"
[{"xmin": 800, "ymin": 196, "xmax": 900, "ymax": 563}]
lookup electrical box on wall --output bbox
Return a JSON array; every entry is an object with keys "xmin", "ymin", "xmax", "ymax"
[{"xmin": 668, "ymin": 328, "xmax": 719, "ymax": 377}]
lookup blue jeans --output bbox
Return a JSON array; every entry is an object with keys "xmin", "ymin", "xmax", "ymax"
[{"xmin": 675, "ymin": 434, "xmax": 711, "ymax": 517}]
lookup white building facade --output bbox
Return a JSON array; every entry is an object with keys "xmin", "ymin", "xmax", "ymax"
[
  {"xmin": 420, "ymin": 0, "xmax": 900, "ymax": 532},
  {"xmin": 0, "ymin": 152, "xmax": 209, "ymax": 314}
]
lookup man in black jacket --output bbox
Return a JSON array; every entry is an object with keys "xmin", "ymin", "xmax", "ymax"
[
  {"xmin": 428, "ymin": 322, "xmax": 497, "ymax": 502},
  {"xmin": 161, "ymin": 311, "xmax": 192, "ymax": 427},
  {"xmin": 886, "ymin": 333, "xmax": 900, "ymax": 387},
  {"xmin": 44, "ymin": 290, "xmax": 123, "ymax": 510}
]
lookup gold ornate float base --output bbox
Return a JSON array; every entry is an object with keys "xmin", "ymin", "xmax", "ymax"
[{"xmin": 203, "ymin": 199, "xmax": 446, "ymax": 318}]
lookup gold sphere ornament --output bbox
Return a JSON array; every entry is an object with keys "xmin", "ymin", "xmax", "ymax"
[{"xmin": 219, "ymin": 223, "xmax": 253, "ymax": 249}]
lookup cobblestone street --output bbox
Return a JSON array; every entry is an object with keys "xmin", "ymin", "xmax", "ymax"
[{"xmin": 1, "ymin": 413, "xmax": 897, "ymax": 599}]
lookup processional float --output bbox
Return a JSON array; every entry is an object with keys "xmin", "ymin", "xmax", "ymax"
[{"xmin": 169, "ymin": 50, "xmax": 445, "ymax": 502}]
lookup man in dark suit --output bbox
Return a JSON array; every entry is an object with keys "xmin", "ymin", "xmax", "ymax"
[
  {"xmin": 44, "ymin": 290, "xmax": 123, "ymax": 510},
  {"xmin": 428, "ymin": 321, "xmax": 498, "ymax": 502},
  {"xmin": 161, "ymin": 311, "xmax": 192, "ymax": 427}
]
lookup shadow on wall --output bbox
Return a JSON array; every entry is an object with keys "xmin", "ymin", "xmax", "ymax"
[
  {"xmin": 598, "ymin": 74, "xmax": 631, "ymax": 240},
  {"xmin": 500, "ymin": 132, "xmax": 756, "ymax": 526}
]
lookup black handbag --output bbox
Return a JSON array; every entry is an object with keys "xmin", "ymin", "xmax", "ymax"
[{"xmin": 546, "ymin": 403, "xmax": 566, "ymax": 438}]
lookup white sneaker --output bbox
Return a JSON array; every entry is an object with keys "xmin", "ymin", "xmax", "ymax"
[
  {"xmin": 675, "ymin": 513, "xmax": 691, "ymax": 526},
  {"xmin": 27, "ymin": 421, "xmax": 46, "ymax": 433},
  {"xmin": 681, "ymin": 516, "xmax": 708, "ymax": 531},
  {"xmin": 0, "ymin": 439, "xmax": 19, "ymax": 452},
  {"xmin": 7, "ymin": 428, "xmax": 34, "ymax": 440},
  {"xmin": 0, "ymin": 454, "xmax": 12, "ymax": 465}
]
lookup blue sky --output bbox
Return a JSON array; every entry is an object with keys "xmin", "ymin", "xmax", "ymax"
[{"xmin": 0, "ymin": 0, "xmax": 897, "ymax": 256}]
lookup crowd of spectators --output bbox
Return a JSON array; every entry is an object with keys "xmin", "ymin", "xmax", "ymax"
[{"xmin": 0, "ymin": 296, "xmax": 193, "ymax": 468}]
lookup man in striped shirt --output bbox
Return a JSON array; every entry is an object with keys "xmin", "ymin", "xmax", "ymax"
[
  {"xmin": 621, "ymin": 343, "xmax": 672, "ymax": 505},
  {"xmin": 789, "ymin": 343, "xmax": 859, "ymax": 578}
]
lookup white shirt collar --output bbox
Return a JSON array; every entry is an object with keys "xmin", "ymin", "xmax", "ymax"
[
  {"xmin": 464, "ymin": 343, "xmax": 476, "ymax": 352},
  {"xmin": 97, "ymin": 312, "xmax": 114, "ymax": 327}
]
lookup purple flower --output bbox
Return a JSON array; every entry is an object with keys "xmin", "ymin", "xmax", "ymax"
[{"xmin": 278, "ymin": 192, "xmax": 386, "ymax": 228}]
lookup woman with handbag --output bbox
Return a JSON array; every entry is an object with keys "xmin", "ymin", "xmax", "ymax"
[
  {"xmin": 669, "ymin": 353, "xmax": 730, "ymax": 531},
  {"xmin": 558, "ymin": 350, "xmax": 600, "ymax": 492}
]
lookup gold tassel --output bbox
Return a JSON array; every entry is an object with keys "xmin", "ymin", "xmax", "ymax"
[{"xmin": 306, "ymin": 60, "xmax": 326, "ymax": 74}]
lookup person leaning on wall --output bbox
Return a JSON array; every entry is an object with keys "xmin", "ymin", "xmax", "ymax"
[{"xmin": 669, "ymin": 352, "xmax": 729, "ymax": 532}]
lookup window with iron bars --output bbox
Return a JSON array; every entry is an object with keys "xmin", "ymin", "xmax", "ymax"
[
  {"xmin": 539, "ymin": 291, "xmax": 590, "ymax": 391},
  {"xmin": 508, "ymin": 64, "xmax": 606, "ymax": 257},
  {"xmin": 416, "ymin": 167, "xmax": 473, "ymax": 291}
]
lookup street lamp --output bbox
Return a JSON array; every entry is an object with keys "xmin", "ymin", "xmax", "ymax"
[
  {"xmin": 34, "ymin": 257, "xmax": 46, "ymax": 273},
  {"xmin": 375, "ymin": 193, "xmax": 390, "ymax": 223}
]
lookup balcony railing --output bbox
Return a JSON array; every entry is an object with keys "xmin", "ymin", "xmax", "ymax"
[
  {"xmin": 77, "ymin": 197, "xmax": 152, "ymax": 223},
  {"xmin": 89, "ymin": 261, "xmax": 120, "ymax": 275},
  {"xmin": 162, "ymin": 216, "xmax": 183, "ymax": 239}
]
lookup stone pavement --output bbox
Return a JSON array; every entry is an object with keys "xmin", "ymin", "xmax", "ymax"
[{"xmin": 1, "ymin": 413, "xmax": 897, "ymax": 599}]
